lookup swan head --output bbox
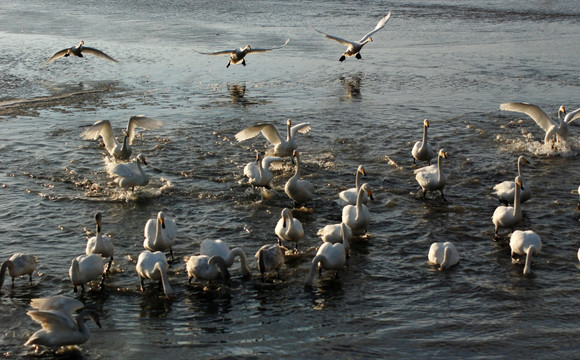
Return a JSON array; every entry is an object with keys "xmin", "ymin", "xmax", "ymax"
[
  {"xmin": 80, "ymin": 309, "xmax": 102, "ymax": 328},
  {"xmin": 367, "ymin": 37, "xmax": 373, "ymax": 43},
  {"xmin": 287, "ymin": 119, "xmax": 292, "ymax": 127},
  {"xmin": 157, "ymin": 211, "xmax": 166, "ymax": 229},
  {"xmin": 255, "ymin": 153, "xmax": 262, "ymax": 163},
  {"xmin": 438, "ymin": 149, "xmax": 447, "ymax": 159},
  {"xmin": 558, "ymin": 105, "xmax": 566, "ymax": 119},
  {"xmin": 79, "ymin": 40, "xmax": 85, "ymax": 46},
  {"xmin": 423, "ymin": 119, "xmax": 429, "ymax": 128},
  {"xmin": 515, "ymin": 176, "xmax": 524, "ymax": 191},
  {"xmin": 95, "ymin": 212, "xmax": 102, "ymax": 233},
  {"xmin": 518, "ymin": 156, "xmax": 530, "ymax": 166},
  {"xmin": 357, "ymin": 165, "xmax": 366, "ymax": 176},
  {"xmin": 360, "ymin": 183, "xmax": 374, "ymax": 201},
  {"xmin": 281, "ymin": 208, "xmax": 292, "ymax": 228}
]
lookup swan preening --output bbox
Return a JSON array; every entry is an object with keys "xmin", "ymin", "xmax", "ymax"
[
  {"xmin": 243, "ymin": 153, "xmax": 283, "ymax": 189},
  {"xmin": 0, "ymin": 253, "xmax": 38, "ymax": 291},
  {"xmin": 81, "ymin": 115, "xmax": 163, "ymax": 161},
  {"xmin": 312, "ymin": 12, "xmax": 391, "ymax": 62},
  {"xmin": 68, "ymin": 254, "xmax": 105, "ymax": 293},
  {"xmin": 85, "ymin": 212, "xmax": 114, "ymax": 274},
  {"xmin": 255, "ymin": 243, "xmax": 286, "ymax": 282},
  {"xmin": 428, "ymin": 242, "xmax": 459, "ymax": 270},
  {"xmin": 136, "ymin": 250, "xmax": 174, "ymax": 297},
  {"xmin": 41, "ymin": 41, "xmax": 118, "ymax": 67},
  {"xmin": 493, "ymin": 155, "xmax": 531, "ymax": 205},
  {"xmin": 412, "ymin": 119, "xmax": 436, "ymax": 165},
  {"xmin": 342, "ymin": 183, "xmax": 373, "ymax": 235},
  {"xmin": 492, "ymin": 176, "xmax": 524, "ymax": 238},
  {"xmin": 144, "ymin": 211, "xmax": 177, "ymax": 261},
  {"xmin": 285, "ymin": 150, "xmax": 315, "ymax": 206},
  {"xmin": 500, "ymin": 102, "xmax": 580, "ymax": 145},
  {"xmin": 194, "ymin": 38, "xmax": 290, "ymax": 68},
  {"xmin": 338, "ymin": 165, "xmax": 369, "ymax": 206},
  {"xmin": 185, "ymin": 255, "xmax": 230, "ymax": 283},
  {"xmin": 275, "ymin": 208, "xmax": 304, "ymax": 251},
  {"xmin": 200, "ymin": 239, "xmax": 251, "ymax": 277},
  {"xmin": 414, "ymin": 149, "xmax": 448, "ymax": 201},
  {"xmin": 304, "ymin": 239, "xmax": 349, "ymax": 287},
  {"xmin": 110, "ymin": 153, "xmax": 149, "ymax": 190},
  {"xmin": 24, "ymin": 295, "xmax": 101, "ymax": 353},
  {"xmin": 235, "ymin": 119, "xmax": 311, "ymax": 159},
  {"xmin": 509, "ymin": 230, "xmax": 542, "ymax": 275}
]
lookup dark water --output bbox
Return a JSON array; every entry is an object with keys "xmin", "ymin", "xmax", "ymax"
[{"xmin": 1, "ymin": 0, "xmax": 580, "ymax": 359}]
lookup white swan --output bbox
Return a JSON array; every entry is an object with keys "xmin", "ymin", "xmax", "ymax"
[
  {"xmin": 194, "ymin": 38, "xmax": 289, "ymax": 67},
  {"xmin": 85, "ymin": 212, "xmax": 114, "ymax": 274},
  {"xmin": 414, "ymin": 149, "xmax": 448, "ymax": 201},
  {"xmin": 285, "ymin": 150, "xmax": 315, "ymax": 206},
  {"xmin": 412, "ymin": 119, "xmax": 436, "ymax": 165},
  {"xmin": 41, "ymin": 40, "xmax": 118, "ymax": 67},
  {"xmin": 312, "ymin": 12, "xmax": 391, "ymax": 62},
  {"xmin": 317, "ymin": 222, "xmax": 352, "ymax": 257},
  {"xmin": 68, "ymin": 254, "xmax": 105, "ymax": 293},
  {"xmin": 81, "ymin": 115, "xmax": 163, "ymax": 161},
  {"xmin": 110, "ymin": 153, "xmax": 149, "ymax": 190},
  {"xmin": 304, "ymin": 239, "xmax": 348, "ymax": 287},
  {"xmin": 342, "ymin": 183, "xmax": 373, "ymax": 236},
  {"xmin": 143, "ymin": 211, "xmax": 177, "ymax": 261},
  {"xmin": 493, "ymin": 155, "xmax": 531, "ymax": 205},
  {"xmin": 492, "ymin": 176, "xmax": 524, "ymax": 238},
  {"xmin": 136, "ymin": 250, "xmax": 174, "ymax": 297},
  {"xmin": 200, "ymin": 239, "xmax": 251, "ymax": 277},
  {"xmin": 510, "ymin": 230, "xmax": 542, "ymax": 275},
  {"xmin": 500, "ymin": 102, "xmax": 580, "ymax": 145},
  {"xmin": 185, "ymin": 255, "xmax": 230, "ymax": 283},
  {"xmin": 338, "ymin": 165, "xmax": 369, "ymax": 206},
  {"xmin": 24, "ymin": 296, "xmax": 101, "ymax": 353},
  {"xmin": 235, "ymin": 119, "xmax": 311, "ymax": 159},
  {"xmin": 577, "ymin": 247, "xmax": 580, "ymax": 262},
  {"xmin": 243, "ymin": 153, "xmax": 283, "ymax": 189},
  {"xmin": 274, "ymin": 208, "xmax": 304, "ymax": 251},
  {"xmin": 0, "ymin": 253, "xmax": 38, "ymax": 291},
  {"xmin": 428, "ymin": 242, "xmax": 460, "ymax": 270},
  {"xmin": 255, "ymin": 243, "xmax": 286, "ymax": 282}
]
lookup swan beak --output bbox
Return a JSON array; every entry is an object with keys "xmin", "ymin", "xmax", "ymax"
[
  {"xmin": 424, "ymin": 119, "xmax": 429, "ymax": 128},
  {"xmin": 517, "ymin": 179, "xmax": 524, "ymax": 191},
  {"xmin": 558, "ymin": 105, "xmax": 566, "ymax": 118},
  {"xmin": 368, "ymin": 37, "xmax": 373, "ymax": 42},
  {"xmin": 345, "ymin": 249, "xmax": 350, "ymax": 259},
  {"xmin": 360, "ymin": 168, "xmax": 367, "ymax": 176},
  {"xmin": 141, "ymin": 156, "xmax": 148, "ymax": 166},
  {"xmin": 161, "ymin": 218, "xmax": 166, "ymax": 229},
  {"xmin": 73, "ymin": 284, "xmax": 78, "ymax": 293},
  {"xmin": 367, "ymin": 190, "xmax": 374, "ymax": 201},
  {"xmin": 282, "ymin": 217, "xmax": 287, "ymax": 228}
]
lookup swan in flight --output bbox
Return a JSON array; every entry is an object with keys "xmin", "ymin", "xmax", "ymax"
[
  {"xmin": 412, "ymin": 119, "xmax": 436, "ymax": 165},
  {"xmin": 0, "ymin": 253, "xmax": 38, "ymax": 291},
  {"xmin": 317, "ymin": 222, "xmax": 352, "ymax": 257},
  {"xmin": 136, "ymin": 250, "xmax": 174, "ymax": 297},
  {"xmin": 243, "ymin": 153, "xmax": 283, "ymax": 189},
  {"xmin": 312, "ymin": 12, "xmax": 391, "ymax": 62},
  {"xmin": 492, "ymin": 176, "xmax": 524, "ymax": 238},
  {"xmin": 428, "ymin": 242, "xmax": 459, "ymax": 270},
  {"xmin": 285, "ymin": 150, "xmax": 315, "ymax": 206},
  {"xmin": 414, "ymin": 149, "xmax": 448, "ymax": 201},
  {"xmin": 68, "ymin": 254, "xmax": 105, "ymax": 293},
  {"xmin": 493, "ymin": 155, "xmax": 531, "ymax": 205},
  {"xmin": 24, "ymin": 296, "xmax": 101, "ymax": 353},
  {"xmin": 342, "ymin": 183, "xmax": 373, "ymax": 235},
  {"xmin": 304, "ymin": 239, "xmax": 349, "ymax": 287},
  {"xmin": 110, "ymin": 153, "xmax": 149, "ymax": 190},
  {"xmin": 41, "ymin": 40, "xmax": 118, "ymax": 67},
  {"xmin": 255, "ymin": 243, "xmax": 287, "ymax": 282},
  {"xmin": 338, "ymin": 165, "xmax": 369, "ymax": 206},
  {"xmin": 81, "ymin": 115, "xmax": 163, "ymax": 161},
  {"xmin": 144, "ymin": 211, "xmax": 177, "ymax": 261},
  {"xmin": 509, "ymin": 230, "xmax": 542, "ymax": 275},
  {"xmin": 275, "ymin": 208, "xmax": 304, "ymax": 251},
  {"xmin": 500, "ymin": 102, "xmax": 580, "ymax": 145},
  {"xmin": 194, "ymin": 38, "xmax": 289, "ymax": 68},
  {"xmin": 185, "ymin": 255, "xmax": 231, "ymax": 284},
  {"xmin": 85, "ymin": 212, "xmax": 114, "ymax": 274},
  {"xmin": 235, "ymin": 119, "xmax": 311, "ymax": 159},
  {"xmin": 200, "ymin": 239, "xmax": 251, "ymax": 277}
]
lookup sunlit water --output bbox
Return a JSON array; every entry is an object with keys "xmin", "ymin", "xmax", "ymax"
[{"xmin": 1, "ymin": 0, "xmax": 580, "ymax": 359}]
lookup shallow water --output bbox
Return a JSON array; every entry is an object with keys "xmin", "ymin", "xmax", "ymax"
[{"xmin": 1, "ymin": 0, "xmax": 580, "ymax": 359}]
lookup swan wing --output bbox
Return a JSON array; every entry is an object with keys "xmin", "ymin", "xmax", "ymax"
[
  {"xmin": 246, "ymin": 38, "xmax": 290, "ymax": 54},
  {"xmin": 360, "ymin": 12, "xmax": 391, "ymax": 42},
  {"xmin": 40, "ymin": 48, "xmax": 70, "ymax": 67},
  {"xmin": 290, "ymin": 123, "xmax": 312, "ymax": 137},
  {"xmin": 235, "ymin": 124, "xmax": 283, "ymax": 144},
  {"xmin": 30, "ymin": 296, "xmax": 84, "ymax": 319},
  {"xmin": 564, "ymin": 107, "xmax": 580, "ymax": 124},
  {"xmin": 244, "ymin": 162, "xmax": 259, "ymax": 180},
  {"xmin": 193, "ymin": 48, "xmax": 236, "ymax": 56},
  {"xmin": 111, "ymin": 162, "xmax": 139, "ymax": 178},
  {"xmin": 126, "ymin": 115, "xmax": 164, "ymax": 144},
  {"xmin": 81, "ymin": 120, "xmax": 118, "ymax": 154},
  {"xmin": 163, "ymin": 218, "xmax": 178, "ymax": 241},
  {"xmin": 82, "ymin": 46, "xmax": 119, "ymax": 62},
  {"xmin": 27, "ymin": 310, "xmax": 77, "ymax": 331},
  {"xmin": 500, "ymin": 102, "xmax": 556, "ymax": 132},
  {"xmin": 312, "ymin": 27, "xmax": 355, "ymax": 46}
]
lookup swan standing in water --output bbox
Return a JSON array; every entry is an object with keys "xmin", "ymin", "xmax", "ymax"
[
  {"xmin": 41, "ymin": 40, "xmax": 118, "ymax": 67},
  {"xmin": 493, "ymin": 155, "xmax": 531, "ymax": 205},
  {"xmin": 412, "ymin": 119, "xmax": 436, "ymax": 165},
  {"xmin": 235, "ymin": 119, "xmax": 311, "ymax": 159},
  {"xmin": 304, "ymin": 237, "xmax": 349, "ymax": 287},
  {"xmin": 342, "ymin": 183, "xmax": 373, "ymax": 236},
  {"xmin": 275, "ymin": 208, "xmax": 304, "ymax": 251},
  {"xmin": 194, "ymin": 38, "xmax": 289, "ymax": 68},
  {"xmin": 338, "ymin": 165, "xmax": 369, "ymax": 206},
  {"xmin": 144, "ymin": 211, "xmax": 177, "ymax": 261},
  {"xmin": 81, "ymin": 115, "xmax": 163, "ymax": 161},
  {"xmin": 110, "ymin": 153, "xmax": 149, "ymax": 190},
  {"xmin": 85, "ymin": 212, "xmax": 114, "ymax": 275},
  {"xmin": 312, "ymin": 12, "xmax": 391, "ymax": 62},
  {"xmin": 68, "ymin": 254, "xmax": 105, "ymax": 293},
  {"xmin": 24, "ymin": 296, "xmax": 101, "ymax": 353},
  {"xmin": 243, "ymin": 153, "xmax": 283, "ymax": 189},
  {"xmin": 200, "ymin": 239, "xmax": 251, "ymax": 277},
  {"xmin": 0, "ymin": 253, "xmax": 38, "ymax": 291},
  {"xmin": 414, "ymin": 149, "xmax": 448, "ymax": 201},
  {"xmin": 255, "ymin": 243, "xmax": 287, "ymax": 282},
  {"xmin": 136, "ymin": 250, "xmax": 174, "ymax": 297},
  {"xmin": 185, "ymin": 255, "xmax": 230, "ymax": 283},
  {"xmin": 317, "ymin": 222, "xmax": 352, "ymax": 250},
  {"xmin": 500, "ymin": 102, "xmax": 580, "ymax": 145},
  {"xmin": 285, "ymin": 150, "xmax": 315, "ymax": 206},
  {"xmin": 428, "ymin": 242, "xmax": 460, "ymax": 270},
  {"xmin": 509, "ymin": 230, "xmax": 542, "ymax": 275},
  {"xmin": 492, "ymin": 176, "xmax": 524, "ymax": 238}
]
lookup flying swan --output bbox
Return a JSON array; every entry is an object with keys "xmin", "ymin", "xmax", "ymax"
[
  {"xmin": 194, "ymin": 38, "xmax": 289, "ymax": 67},
  {"xmin": 41, "ymin": 41, "xmax": 118, "ymax": 67},
  {"xmin": 235, "ymin": 119, "xmax": 311, "ymax": 159}
]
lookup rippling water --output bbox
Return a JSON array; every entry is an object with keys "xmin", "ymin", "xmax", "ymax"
[{"xmin": 1, "ymin": 0, "xmax": 580, "ymax": 359}]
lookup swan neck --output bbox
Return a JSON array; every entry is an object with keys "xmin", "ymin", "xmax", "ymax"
[
  {"xmin": 227, "ymin": 248, "xmax": 251, "ymax": 276},
  {"xmin": 523, "ymin": 246, "xmax": 535, "ymax": 275},
  {"xmin": 356, "ymin": 187, "xmax": 366, "ymax": 208},
  {"xmin": 155, "ymin": 262, "xmax": 174, "ymax": 296},
  {"xmin": 420, "ymin": 124, "xmax": 428, "ymax": 150},
  {"xmin": 305, "ymin": 255, "xmax": 324, "ymax": 285},
  {"xmin": 0, "ymin": 261, "xmax": 10, "ymax": 289},
  {"xmin": 513, "ymin": 184, "xmax": 521, "ymax": 214},
  {"xmin": 209, "ymin": 256, "xmax": 230, "ymax": 281},
  {"xmin": 437, "ymin": 154, "xmax": 444, "ymax": 183},
  {"xmin": 355, "ymin": 169, "xmax": 361, "ymax": 190}
]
